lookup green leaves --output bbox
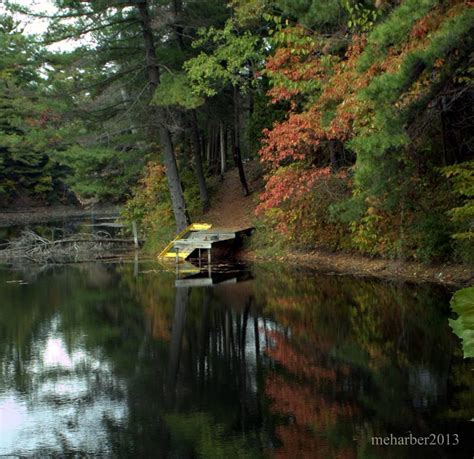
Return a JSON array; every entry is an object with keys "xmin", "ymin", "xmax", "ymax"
[
  {"xmin": 357, "ymin": 0, "xmax": 438, "ymax": 72},
  {"xmin": 0, "ymin": 13, "xmax": 69, "ymax": 200},
  {"xmin": 350, "ymin": 5, "xmax": 474, "ymax": 216},
  {"xmin": 184, "ymin": 18, "xmax": 263, "ymax": 95},
  {"xmin": 165, "ymin": 412, "xmax": 260, "ymax": 459},
  {"xmin": 342, "ymin": 0, "xmax": 380, "ymax": 33},
  {"xmin": 276, "ymin": 0, "xmax": 345, "ymax": 30},
  {"xmin": 152, "ymin": 73, "xmax": 204, "ymax": 109},
  {"xmin": 184, "ymin": 52, "xmax": 227, "ymax": 97},
  {"xmin": 53, "ymin": 145, "xmax": 145, "ymax": 201},
  {"xmin": 442, "ymin": 160, "xmax": 474, "ymax": 241},
  {"xmin": 449, "ymin": 287, "xmax": 474, "ymax": 359}
]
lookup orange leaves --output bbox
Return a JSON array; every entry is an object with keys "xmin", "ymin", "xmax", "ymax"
[
  {"xmin": 258, "ymin": 2, "xmax": 471, "ymax": 241},
  {"xmin": 410, "ymin": 5, "xmax": 447, "ymax": 40},
  {"xmin": 264, "ymin": 26, "xmax": 327, "ymax": 105},
  {"xmin": 266, "ymin": 374, "xmax": 339, "ymax": 427},
  {"xmin": 139, "ymin": 161, "xmax": 168, "ymax": 199},
  {"xmin": 264, "ymin": 330, "xmax": 356, "ymax": 458},
  {"xmin": 258, "ymin": 31, "xmax": 367, "ymax": 177},
  {"xmin": 271, "ymin": 424, "xmax": 356, "ymax": 459},
  {"xmin": 267, "ymin": 86, "xmax": 299, "ymax": 105},
  {"xmin": 25, "ymin": 109, "xmax": 62, "ymax": 128},
  {"xmin": 255, "ymin": 166, "xmax": 331, "ymax": 217},
  {"xmin": 265, "ymin": 331, "xmax": 337, "ymax": 382},
  {"xmin": 258, "ymin": 113, "xmax": 317, "ymax": 167},
  {"xmin": 410, "ymin": 17, "xmax": 430, "ymax": 39},
  {"xmin": 265, "ymin": 47, "xmax": 301, "ymax": 73}
]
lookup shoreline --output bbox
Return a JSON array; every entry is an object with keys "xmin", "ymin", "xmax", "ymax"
[
  {"xmin": 241, "ymin": 248, "xmax": 473, "ymax": 289},
  {"xmin": 1, "ymin": 204, "xmax": 471, "ymax": 288},
  {"xmin": 0, "ymin": 205, "xmax": 120, "ymax": 227}
]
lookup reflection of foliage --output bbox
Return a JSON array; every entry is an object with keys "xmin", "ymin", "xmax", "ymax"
[
  {"xmin": 254, "ymin": 263, "xmax": 453, "ymax": 370},
  {"xmin": 446, "ymin": 359, "xmax": 474, "ymax": 422},
  {"xmin": 1, "ymin": 261, "xmax": 473, "ymax": 455},
  {"xmin": 266, "ymin": 331, "xmax": 342, "ymax": 382},
  {"xmin": 264, "ymin": 334, "xmax": 355, "ymax": 458},
  {"xmin": 165, "ymin": 412, "xmax": 260, "ymax": 459},
  {"xmin": 449, "ymin": 286, "xmax": 474, "ymax": 359},
  {"xmin": 117, "ymin": 264, "xmax": 176, "ymax": 341},
  {"xmin": 253, "ymin": 263, "xmax": 465, "ymax": 453}
]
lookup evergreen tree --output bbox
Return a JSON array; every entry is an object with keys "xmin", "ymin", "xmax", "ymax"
[{"xmin": 0, "ymin": 14, "xmax": 70, "ymax": 204}]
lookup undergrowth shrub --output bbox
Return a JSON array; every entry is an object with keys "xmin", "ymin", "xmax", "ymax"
[
  {"xmin": 255, "ymin": 173, "xmax": 351, "ymax": 252},
  {"xmin": 122, "ymin": 160, "xmax": 203, "ymax": 254},
  {"xmin": 442, "ymin": 160, "xmax": 474, "ymax": 264}
]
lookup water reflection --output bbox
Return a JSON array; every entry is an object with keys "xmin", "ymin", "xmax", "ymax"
[
  {"xmin": 0, "ymin": 314, "xmax": 127, "ymax": 456},
  {"xmin": 0, "ymin": 262, "xmax": 472, "ymax": 457}
]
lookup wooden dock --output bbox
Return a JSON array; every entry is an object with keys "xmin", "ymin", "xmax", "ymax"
[{"xmin": 158, "ymin": 224, "xmax": 254, "ymax": 263}]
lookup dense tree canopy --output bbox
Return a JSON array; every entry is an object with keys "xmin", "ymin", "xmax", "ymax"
[{"xmin": 1, "ymin": 0, "xmax": 472, "ymax": 262}]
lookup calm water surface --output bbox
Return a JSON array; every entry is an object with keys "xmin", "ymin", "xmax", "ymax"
[{"xmin": 0, "ymin": 261, "xmax": 472, "ymax": 458}]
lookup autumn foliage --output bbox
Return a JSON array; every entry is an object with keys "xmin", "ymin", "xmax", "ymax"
[
  {"xmin": 264, "ymin": 331, "xmax": 355, "ymax": 458},
  {"xmin": 256, "ymin": 1, "xmax": 474, "ymax": 261}
]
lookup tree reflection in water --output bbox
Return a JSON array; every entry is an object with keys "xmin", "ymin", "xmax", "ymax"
[{"xmin": 0, "ymin": 262, "xmax": 472, "ymax": 457}]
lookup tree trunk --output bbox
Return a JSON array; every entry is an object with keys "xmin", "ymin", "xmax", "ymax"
[
  {"xmin": 329, "ymin": 140, "xmax": 338, "ymax": 171},
  {"xmin": 209, "ymin": 127, "xmax": 216, "ymax": 173},
  {"xmin": 171, "ymin": 0, "xmax": 209, "ymax": 212},
  {"xmin": 191, "ymin": 110, "xmax": 210, "ymax": 211},
  {"xmin": 233, "ymin": 86, "xmax": 250, "ymax": 196},
  {"xmin": 212, "ymin": 128, "xmax": 219, "ymax": 174},
  {"xmin": 172, "ymin": 0, "xmax": 185, "ymax": 50},
  {"xmin": 199, "ymin": 288, "xmax": 211, "ymax": 383},
  {"xmin": 167, "ymin": 287, "xmax": 188, "ymax": 399},
  {"xmin": 219, "ymin": 122, "xmax": 226, "ymax": 178},
  {"xmin": 206, "ymin": 127, "xmax": 211, "ymax": 166},
  {"xmin": 137, "ymin": 1, "xmax": 190, "ymax": 232}
]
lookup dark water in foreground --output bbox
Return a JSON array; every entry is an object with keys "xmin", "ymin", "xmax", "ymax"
[{"xmin": 0, "ymin": 262, "xmax": 472, "ymax": 458}]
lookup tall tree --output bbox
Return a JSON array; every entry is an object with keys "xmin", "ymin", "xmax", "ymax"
[
  {"xmin": 10, "ymin": 0, "xmax": 192, "ymax": 229},
  {"xmin": 135, "ymin": 0, "xmax": 190, "ymax": 231},
  {"xmin": 184, "ymin": 17, "xmax": 265, "ymax": 196},
  {"xmin": 0, "ymin": 14, "xmax": 72, "ymax": 205}
]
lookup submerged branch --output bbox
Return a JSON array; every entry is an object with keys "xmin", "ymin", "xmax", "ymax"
[{"xmin": 0, "ymin": 230, "xmax": 137, "ymax": 265}]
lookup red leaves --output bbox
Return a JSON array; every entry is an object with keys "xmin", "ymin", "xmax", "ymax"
[
  {"xmin": 25, "ymin": 109, "xmax": 62, "ymax": 128},
  {"xmin": 264, "ymin": 26, "xmax": 327, "ymax": 104},
  {"xmin": 264, "ymin": 330, "xmax": 356, "ymax": 458},
  {"xmin": 255, "ymin": 166, "xmax": 331, "ymax": 217},
  {"xmin": 265, "ymin": 331, "xmax": 337, "ymax": 382},
  {"xmin": 259, "ymin": 113, "xmax": 318, "ymax": 167},
  {"xmin": 257, "ymin": 31, "xmax": 368, "ymax": 222},
  {"xmin": 265, "ymin": 47, "xmax": 301, "ymax": 72},
  {"xmin": 411, "ymin": 18, "xmax": 430, "ymax": 39}
]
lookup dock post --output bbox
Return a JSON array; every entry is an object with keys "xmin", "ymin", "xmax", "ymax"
[
  {"xmin": 132, "ymin": 221, "xmax": 139, "ymax": 249},
  {"xmin": 198, "ymin": 248, "xmax": 202, "ymax": 268},
  {"xmin": 207, "ymin": 248, "xmax": 211, "ymax": 276},
  {"xmin": 134, "ymin": 252, "xmax": 139, "ymax": 278},
  {"xmin": 176, "ymin": 248, "xmax": 180, "ymax": 265}
]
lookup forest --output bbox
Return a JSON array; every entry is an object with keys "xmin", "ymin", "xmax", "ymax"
[
  {"xmin": 1, "ymin": 2, "xmax": 474, "ymax": 456},
  {"xmin": 1, "ymin": 0, "xmax": 473, "ymax": 264}
]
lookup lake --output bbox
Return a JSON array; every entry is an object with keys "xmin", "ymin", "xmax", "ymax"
[{"xmin": 0, "ymin": 261, "xmax": 472, "ymax": 457}]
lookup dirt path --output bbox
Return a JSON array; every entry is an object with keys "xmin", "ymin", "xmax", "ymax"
[{"xmin": 204, "ymin": 161, "xmax": 262, "ymax": 229}]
